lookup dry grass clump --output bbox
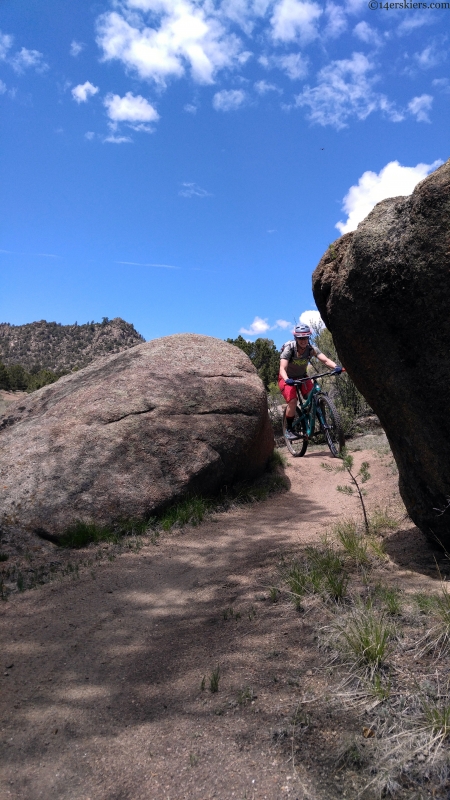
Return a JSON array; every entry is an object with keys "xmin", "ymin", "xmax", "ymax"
[
  {"xmin": 284, "ymin": 539, "xmax": 349, "ymax": 608},
  {"xmin": 335, "ymin": 519, "xmax": 370, "ymax": 565},
  {"xmin": 335, "ymin": 605, "xmax": 394, "ymax": 670},
  {"xmin": 415, "ymin": 583, "xmax": 450, "ymax": 659},
  {"xmin": 283, "ymin": 511, "xmax": 395, "ymax": 613},
  {"xmin": 281, "ymin": 514, "xmax": 450, "ymax": 798}
]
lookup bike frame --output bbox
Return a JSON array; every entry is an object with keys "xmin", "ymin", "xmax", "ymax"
[{"xmin": 291, "ymin": 372, "xmax": 335, "ymax": 438}]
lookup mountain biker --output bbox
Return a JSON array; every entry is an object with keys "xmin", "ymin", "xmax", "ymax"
[{"xmin": 278, "ymin": 324, "xmax": 343, "ymax": 440}]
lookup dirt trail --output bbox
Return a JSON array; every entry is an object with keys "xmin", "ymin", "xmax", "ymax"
[{"xmin": 0, "ymin": 443, "xmax": 443, "ymax": 800}]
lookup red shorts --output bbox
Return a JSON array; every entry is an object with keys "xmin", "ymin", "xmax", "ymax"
[{"xmin": 278, "ymin": 375, "xmax": 313, "ymax": 403}]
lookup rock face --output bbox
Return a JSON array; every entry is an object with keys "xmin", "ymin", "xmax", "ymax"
[
  {"xmin": 0, "ymin": 335, "xmax": 274, "ymax": 539},
  {"xmin": 0, "ymin": 317, "xmax": 144, "ymax": 373},
  {"xmin": 313, "ymin": 158, "xmax": 450, "ymax": 548}
]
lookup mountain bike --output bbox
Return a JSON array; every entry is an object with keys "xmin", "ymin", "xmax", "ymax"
[{"xmin": 282, "ymin": 371, "xmax": 345, "ymax": 458}]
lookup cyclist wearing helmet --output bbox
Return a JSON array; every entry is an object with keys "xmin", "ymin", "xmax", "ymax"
[{"xmin": 278, "ymin": 324, "xmax": 343, "ymax": 440}]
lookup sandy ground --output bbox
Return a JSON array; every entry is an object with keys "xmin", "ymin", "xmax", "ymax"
[
  {"xmin": 0, "ymin": 390, "xmax": 28, "ymax": 418},
  {"xmin": 0, "ymin": 441, "xmax": 445, "ymax": 800}
]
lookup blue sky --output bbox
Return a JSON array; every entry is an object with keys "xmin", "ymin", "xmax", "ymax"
[{"xmin": 0, "ymin": 0, "xmax": 448, "ymax": 346}]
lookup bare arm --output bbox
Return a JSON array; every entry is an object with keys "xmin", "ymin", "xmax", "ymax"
[
  {"xmin": 316, "ymin": 351, "xmax": 338, "ymax": 370},
  {"xmin": 279, "ymin": 358, "xmax": 290, "ymax": 381}
]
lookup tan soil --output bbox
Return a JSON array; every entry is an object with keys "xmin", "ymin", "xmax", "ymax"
[
  {"xmin": 0, "ymin": 390, "xmax": 28, "ymax": 418},
  {"xmin": 0, "ymin": 438, "xmax": 447, "ymax": 800}
]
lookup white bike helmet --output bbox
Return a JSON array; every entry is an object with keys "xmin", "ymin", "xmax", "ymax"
[{"xmin": 292, "ymin": 324, "xmax": 312, "ymax": 339}]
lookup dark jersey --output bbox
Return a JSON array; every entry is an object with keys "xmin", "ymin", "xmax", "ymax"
[{"xmin": 280, "ymin": 341, "xmax": 322, "ymax": 379}]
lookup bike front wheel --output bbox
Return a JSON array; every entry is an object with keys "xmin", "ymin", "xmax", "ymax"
[
  {"xmin": 316, "ymin": 396, "xmax": 345, "ymax": 457},
  {"xmin": 282, "ymin": 408, "xmax": 308, "ymax": 457}
]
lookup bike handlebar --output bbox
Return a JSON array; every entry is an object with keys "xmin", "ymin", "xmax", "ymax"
[{"xmin": 291, "ymin": 370, "xmax": 344, "ymax": 383}]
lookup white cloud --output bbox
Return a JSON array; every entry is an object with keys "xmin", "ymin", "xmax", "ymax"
[
  {"xmin": 239, "ymin": 316, "xmax": 271, "ymax": 335},
  {"xmin": 85, "ymin": 131, "xmax": 96, "ymax": 140},
  {"xmin": 0, "ymin": 249, "xmax": 60, "ymax": 257},
  {"xmin": 103, "ymin": 134, "xmax": 134, "ymax": 143},
  {"xmin": 219, "ymin": 0, "xmax": 270, "ymax": 34},
  {"xmin": 270, "ymin": 0, "xmax": 322, "ymax": 43},
  {"xmin": 104, "ymin": 91, "xmax": 160, "ymax": 129},
  {"xmin": 344, "ymin": 0, "xmax": 367, "ymax": 12},
  {"xmin": 239, "ymin": 316, "xmax": 294, "ymax": 335},
  {"xmin": 72, "ymin": 81, "xmax": 100, "ymax": 103},
  {"xmin": 295, "ymin": 52, "xmax": 401, "ymax": 129},
  {"xmin": 432, "ymin": 77, "xmax": 450, "ymax": 94},
  {"xmin": 353, "ymin": 21, "xmax": 382, "ymax": 47},
  {"xmin": 213, "ymin": 88, "xmax": 246, "ymax": 110},
  {"xmin": 0, "ymin": 30, "xmax": 47, "ymax": 74},
  {"xmin": 324, "ymin": 2, "xmax": 347, "ymax": 39},
  {"xmin": 179, "ymin": 182, "xmax": 212, "ymax": 197},
  {"xmin": 335, "ymin": 159, "xmax": 443, "ymax": 234},
  {"xmin": 414, "ymin": 43, "xmax": 446, "ymax": 70},
  {"xmin": 278, "ymin": 52, "xmax": 308, "ymax": 79},
  {"xmin": 300, "ymin": 310, "xmax": 323, "ymax": 329},
  {"xmin": 116, "ymin": 260, "xmax": 180, "ymax": 269},
  {"xmin": 10, "ymin": 47, "xmax": 48, "ymax": 73},
  {"xmin": 184, "ymin": 102, "xmax": 198, "ymax": 112},
  {"xmin": 254, "ymin": 79, "xmax": 280, "ymax": 94},
  {"xmin": 397, "ymin": 15, "xmax": 433, "ymax": 35},
  {"xmin": 408, "ymin": 93, "xmax": 433, "ymax": 123},
  {"xmin": 259, "ymin": 52, "xmax": 308, "ymax": 80},
  {"xmin": 0, "ymin": 79, "xmax": 6, "ymax": 94},
  {"xmin": 70, "ymin": 40, "xmax": 85, "ymax": 57},
  {"xmin": 0, "ymin": 31, "xmax": 13, "ymax": 60},
  {"xmin": 96, "ymin": 3, "xmax": 244, "ymax": 87}
]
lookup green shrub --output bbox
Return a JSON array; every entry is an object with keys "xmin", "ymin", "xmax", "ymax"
[
  {"xmin": 0, "ymin": 361, "xmax": 10, "ymax": 390},
  {"xmin": 0, "ymin": 361, "xmax": 66, "ymax": 392},
  {"xmin": 58, "ymin": 521, "xmax": 116, "ymax": 548},
  {"xmin": 6, "ymin": 364, "xmax": 28, "ymax": 390},
  {"xmin": 310, "ymin": 326, "xmax": 371, "ymax": 435}
]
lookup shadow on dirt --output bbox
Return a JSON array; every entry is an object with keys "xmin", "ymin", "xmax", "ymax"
[
  {"xmin": 0, "ymin": 483, "xmax": 346, "ymax": 800},
  {"xmin": 383, "ymin": 523, "xmax": 450, "ymax": 580}
]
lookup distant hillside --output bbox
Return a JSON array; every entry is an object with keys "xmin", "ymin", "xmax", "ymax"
[{"xmin": 0, "ymin": 318, "xmax": 145, "ymax": 373}]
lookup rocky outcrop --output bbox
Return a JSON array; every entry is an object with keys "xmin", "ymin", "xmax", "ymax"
[
  {"xmin": 0, "ymin": 335, "xmax": 274, "ymax": 540},
  {"xmin": 0, "ymin": 317, "xmax": 144, "ymax": 373},
  {"xmin": 313, "ymin": 158, "xmax": 450, "ymax": 548}
]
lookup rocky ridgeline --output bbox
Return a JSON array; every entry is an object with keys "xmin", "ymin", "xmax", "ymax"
[
  {"xmin": 0, "ymin": 317, "xmax": 145, "ymax": 373},
  {"xmin": 313, "ymin": 157, "xmax": 450, "ymax": 548},
  {"xmin": 0, "ymin": 334, "xmax": 274, "ymax": 540}
]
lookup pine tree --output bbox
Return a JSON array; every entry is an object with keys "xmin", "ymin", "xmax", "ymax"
[
  {"xmin": 226, "ymin": 335, "xmax": 279, "ymax": 389},
  {"xmin": 0, "ymin": 361, "xmax": 10, "ymax": 390}
]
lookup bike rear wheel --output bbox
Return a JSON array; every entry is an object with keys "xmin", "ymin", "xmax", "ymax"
[
  {"xmin": 282, "ymin": 407, "xmax": 308, "ymax": 457},
  {"xmin": 316, "ymin": 395, "xmax": 345, "ymax": 457}
]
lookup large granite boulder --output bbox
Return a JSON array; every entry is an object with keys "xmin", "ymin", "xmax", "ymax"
[
  {"xmin": 0, "ymin": 334, "xmax": 274, "ymax": 540},
  {"xmin": 313, "ymin": 158, "xmax": 450, "ymax": 548}
]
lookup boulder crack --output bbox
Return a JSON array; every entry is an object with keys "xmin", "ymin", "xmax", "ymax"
[
  {"xmin": 103, "ymin": 408, "xmax": 156, "ymax": 425},
  {"xmin": 175, "ymin": 409, "xmax": 257, "ymax": 417}
]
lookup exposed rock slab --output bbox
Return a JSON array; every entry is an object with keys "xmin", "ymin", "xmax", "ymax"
[
  {"xmin": 313, "ymin": 158, "xmax": 450, "ymax": 547},
  {"xmin": 0, "ymin": 317, "xmax": 144, "ymax": 373},
  {"xmin": 0, "ymin": 334, "xmax": 274, "ymax": 539}
]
